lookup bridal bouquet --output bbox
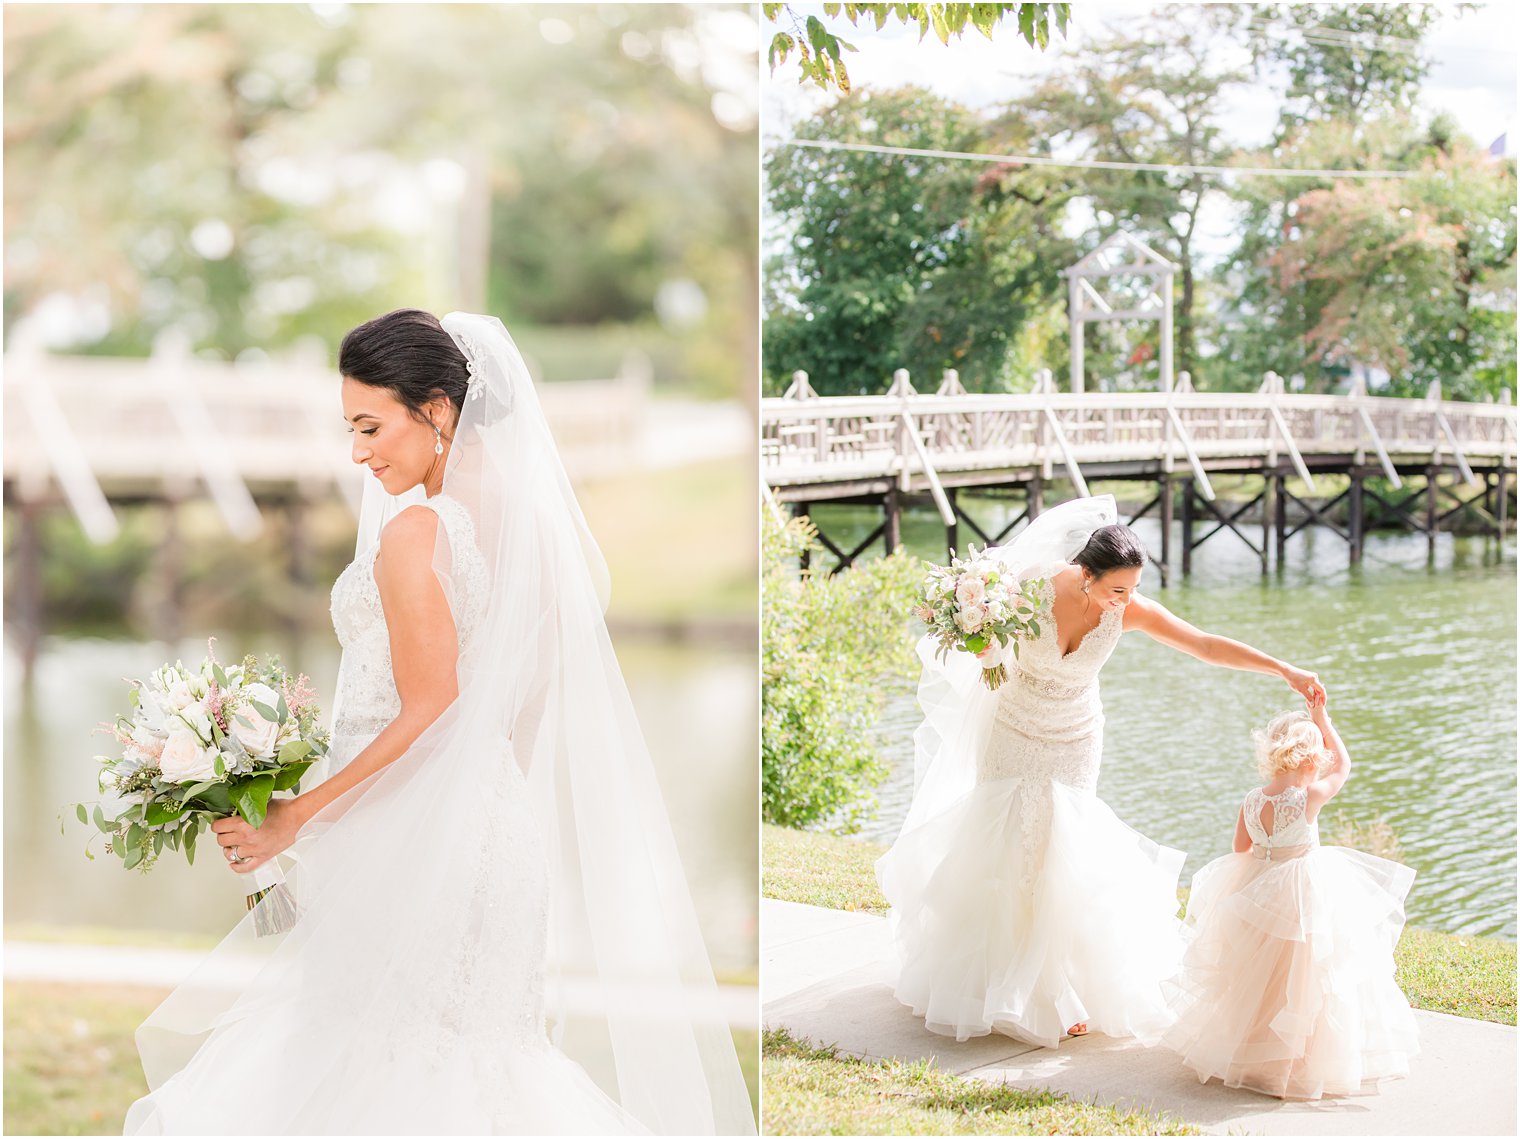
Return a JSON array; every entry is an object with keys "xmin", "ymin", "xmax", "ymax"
[
  {"xmin": 78, "ymin": 641, "xmax": 329, "ymax": 936},
  {"xmin": 914, "ymin": 546, "xmax": 1048, "ymax": 690}
]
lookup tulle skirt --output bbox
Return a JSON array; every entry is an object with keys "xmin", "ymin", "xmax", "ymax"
[
  {"xmin": 1160, "ymin": 842, "xmax": 1420, "ymax": 1100},
  {"xmin": 876, "ymin": 778, "xmax": 1186, "ymax": 1048}
]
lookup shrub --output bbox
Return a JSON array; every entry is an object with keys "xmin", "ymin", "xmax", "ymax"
[{"xmin": 761, "ymin": 511, "xmax": 923, "ymax": 832}]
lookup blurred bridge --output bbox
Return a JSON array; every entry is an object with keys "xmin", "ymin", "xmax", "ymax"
[
  {"xmin": 762, "ymin": 368, "xmax": 1517, "ymax": 578},
  {"xmin": 2, "ymin": 334, "xmax": 652, "ymax": 545}
]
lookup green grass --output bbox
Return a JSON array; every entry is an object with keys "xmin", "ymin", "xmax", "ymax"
[
  {"xmin": 764, "ymin": 825, "xmax": 1518, "ymax": 1027},
  {"xmin": 4, "ymin": 981, "xmax": 162, "ymax": 1136},
  {"xmin": 763, "ymin": 824, "xmax": 891, "ymax": 914},
  {"xmin": 5, "ymin": 968, "xmax": 761, "ymax": 1135},
  {"xmin": 1395, "ymin": 926, "xmax": 1517, "ymax": 1026},
  {"xmin": 762, "ymin": 1027, "xmax": 1202, "ymax": 1136}
]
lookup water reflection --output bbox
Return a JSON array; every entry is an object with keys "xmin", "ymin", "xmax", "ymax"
[
  {"xmin": 827, "ymin": 503, "xmax": 1517, "ymax": 940},
  {"xmin": 4, "ymin": 631, "xmax": 758, "ymax": 971}
]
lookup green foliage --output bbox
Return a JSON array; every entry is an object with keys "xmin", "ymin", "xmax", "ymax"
[
  {"xmin": 1218, "ymin": 115, "xmax": 1516, "ymax": 398},
  {"xmin": 5, "ymin": 5, "xmax": 757, "ymax": 402},
  {"xmin": 1242, "ymin": 3, "xmax": 1447, "ymax": 134},
  {"xmin": 763, "ymin": 3, "xmax": 1070, "ymax": 93},
  {"xmin": 765, "ymin": 86, "xmax": 1075, "ymax": 394},
  {"xmin": 762, "ymin": 512, "xmax": 924, "ymax": 832}
]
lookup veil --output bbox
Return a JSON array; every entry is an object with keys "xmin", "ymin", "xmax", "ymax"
[
  {"xmin": 127, "ymin": 313, "xmax": 754, "ymax": 1134},
  {"xmin": 900, "ymin": 494, "xmax": 1118, "ymax": 835}
]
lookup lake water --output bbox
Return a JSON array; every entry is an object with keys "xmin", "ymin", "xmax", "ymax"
[
  {"xmin": 4, "ymin": 630, "xmax": 758, "ymax": 972},
  {"xmin": 810, "ymin": 499, "xmax": 1518, "ymax": 941}
]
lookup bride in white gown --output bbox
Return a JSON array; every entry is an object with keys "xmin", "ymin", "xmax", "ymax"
[
  {"xmin": 876, "ymin": 495, "xmax": 1323, "ymax": 1049},
  {"xmin": 125, "ymin": 310, "xmax": 754, "ymax": 1134}
]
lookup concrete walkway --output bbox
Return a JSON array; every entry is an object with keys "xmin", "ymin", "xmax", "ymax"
[
  {"xmin": 4, "ymin": 940, "xmax": 760, "ymax": 1028},
  {"xmin": 763, "ymin": 899, "xmax": 1517, "ymax": 1136}
]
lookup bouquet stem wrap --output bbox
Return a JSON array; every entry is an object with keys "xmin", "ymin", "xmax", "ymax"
[{"xmin": 242, "ymin": 860, "xmax": 298, "ymax": 937}]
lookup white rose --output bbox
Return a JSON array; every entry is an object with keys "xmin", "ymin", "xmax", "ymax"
[
  {"xmin": 232, "ymin": 684, "xmax": 282, "ymax": 757},
  {"xmin": 159, "ymin": 729, "xmax": 219, "ymax": 782},
  {"xmin": 955, "ymin": 576, "xmax": 986, "ymax": 608},
  {"xmin": 955, "ymin": 603, "xmax": 989, "ymax": 633}
]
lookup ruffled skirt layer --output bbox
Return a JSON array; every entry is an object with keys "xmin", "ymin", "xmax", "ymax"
[
  {"xmin": 876, "ymin": 778, "xmax": 1185, "ymax": 1048},
  {"xmin": 1160, "ymin": 844, "xmax": 1419, "ymax": 1100}
]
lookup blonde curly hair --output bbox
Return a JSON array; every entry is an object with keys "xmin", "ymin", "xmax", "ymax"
[{"xmin": 1254, "ymin": 710, "xmax": 1330, "ymax": 781}]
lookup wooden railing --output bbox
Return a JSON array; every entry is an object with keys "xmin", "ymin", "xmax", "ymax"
[
  {"xmin": 2, "ymin": 339, "xmax": 649, "ymax": 542},
  {"xmin": 762, "ymin": 369, "xmax": 1516, "ymax": 520}
]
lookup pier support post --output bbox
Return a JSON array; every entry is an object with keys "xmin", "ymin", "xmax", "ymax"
[
  {"xmin": 945, "ymin": 488, "xmax": 958, "ymax": 558},
  {"xmin": 1158, "ymin": 476, "xmax": 1173, "ymax": 587},
  {"xmin": 1028, "ymin": 476, "xmax": 1043, "ymax": 521},
  {"xmin": 13, "ymin": 496, "xmax": 44, "ymax": 678},
  {"xmin": 791, "ymin": 501, "xmax": 811, "ymax": 573},
  {"xmin": 1348, "ymin": 473, "xmax": 1364, "ymax": 564},
  {"xmin": 1426, "ymin": 465, "xmax": 1439, "ymax": 559},
  {"xmin": 1181, "ymin": 478, "xmax": 1194, "ymax": 578},
  {"xmin": 1274, "ymin": 473, "xmax": 1288, "ymax": 569},
  {"xmin": 1499, "ymin": 467, "xmax": 1510, "ymax": 534},
  {"xmin": 884, "ymin": 487, "xmax": 901, "ymax": 554}
]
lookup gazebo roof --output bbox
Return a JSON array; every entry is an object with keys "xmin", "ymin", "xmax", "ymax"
[{"xmin": 1059, "ymin": 231, "xmax": 1178, "ymax": 278}]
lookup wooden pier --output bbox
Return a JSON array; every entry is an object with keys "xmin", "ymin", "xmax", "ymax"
[{"xmin": 761, "ymin": 369, "xmax": 1517, "ymax": 577}]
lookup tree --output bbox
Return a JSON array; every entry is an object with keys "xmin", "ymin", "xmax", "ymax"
[
  {"xmin": 1264, "ymin": 126, "xmax": 1516, "ymax": 399},
  {"xmin": 765, "ymin": 86, "xmax": 1074, "ymax": 394},
  {"xmin": 1010, "ymin": 6, "xmax": 1247, "ymax": 385},
  {"xmin": 763, "ymin": 2, "xmax": 1069, "ymax": 93},
  {"xmin": 4, "ymin": 3, "xmax": 758, "ymax": 403},
  {"xmin": 1243, "ymin": 3, "xmax": 1449, "ymax": 137}
]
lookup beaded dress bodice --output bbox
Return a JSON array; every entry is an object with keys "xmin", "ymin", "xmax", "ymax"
[
  {"xmin": 979, "ymin": 572, "xmax": 1128, "ymax": 792},
  {"xmin": 328, "ymin": 494, "xmax": 489, "ymax": 751},
  {"xmin": 324, "ymin": 492, "xmax": 553, "ymax": 1070}
]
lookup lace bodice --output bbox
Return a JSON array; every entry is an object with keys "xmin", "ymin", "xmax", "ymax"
[
  {"xmin": 1243, "ymin": 785, "xmax": 1319, "ymax": 850},
  {"xmin": 998, "ymin": 573, "xmax": 1127, "ymax": 694},
  {"xmin": 328, "ymin": 494, "xmax": 490, "ymax": 744},
  {"xmin": 979, "ymin": 571, "xmax": 1129, "ymax": 793}
]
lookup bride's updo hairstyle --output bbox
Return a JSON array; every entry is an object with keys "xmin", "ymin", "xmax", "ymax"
[
  {"xmin": 1255, "ymin": 710, "xmax": 1329, "ymax": 780},
  {"xmin": 338, "ymin": 308, "xmax": 470, "ymax": 432},
  {"xmin": 1071, "ymin": 523, "xmax": 1146, "ymax": 580}
]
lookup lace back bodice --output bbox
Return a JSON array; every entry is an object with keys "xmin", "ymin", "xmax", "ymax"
[
  {"xmin": 1243, "ymin": 785, "xmax": 1318, "ymax": 849},
  {"xmin": 328, "ymin": 494, "xmax": 490, "ymax": 746}
]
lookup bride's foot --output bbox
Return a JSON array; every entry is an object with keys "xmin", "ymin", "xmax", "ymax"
[{"xmin": 1067, "ymin": 1023, "xmax": 1089, "ymax": 1037}]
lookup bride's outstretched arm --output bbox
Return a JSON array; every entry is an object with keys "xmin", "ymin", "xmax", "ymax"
[
  {"xmin": 1122, "ymin": 593, "xmax": 1323, "ymax": 703},
  {"xmin": 213, "ymin": 506, "xmax": 457, "ymax": 873}
]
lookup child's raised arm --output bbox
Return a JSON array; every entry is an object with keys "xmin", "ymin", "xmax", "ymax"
[{"xmin": 1306, "ymin": 689, "xmax": 1351, "ymax": 813}]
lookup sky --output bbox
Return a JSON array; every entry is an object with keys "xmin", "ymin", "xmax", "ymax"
[
  {"xmin": 760, "ymin": 1, "xmax": 1518, "ymax": 263},
  {"xmin": 762, "ymin": 2, "xmax": 1517, "ymax": 149}
]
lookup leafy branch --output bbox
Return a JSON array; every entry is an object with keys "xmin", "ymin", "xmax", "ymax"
[{"xmin": 764, "ymin": 3, "xmax": 1071, "ymax": 93}]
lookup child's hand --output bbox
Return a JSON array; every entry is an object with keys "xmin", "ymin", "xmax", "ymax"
[{"xmin": 1307, "ymin": 684, "xmax": 1329, "ymax": 719}]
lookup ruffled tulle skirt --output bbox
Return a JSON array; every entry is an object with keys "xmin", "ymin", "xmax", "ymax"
[
  {"xmin": 876, "ymin": 778, "xmax": 1185, "ymax": 1048},
  {"xmin": 1160, "ymin": 843, "xmax": 1419, "ymax": 1100}
]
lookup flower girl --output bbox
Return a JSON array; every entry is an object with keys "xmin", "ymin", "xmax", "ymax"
[{"xmin": 1160, "ymin": 689, "xmax": 1420, "ymax": 1099}]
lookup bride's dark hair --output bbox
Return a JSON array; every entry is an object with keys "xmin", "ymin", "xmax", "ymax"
[
  {"xmin": 1072, "ymin": 523, "xmax": 1146, "ymax": 579},
  {"xmin": 338, "ymin": 308, "xmax": 470, "ymax": 428}
]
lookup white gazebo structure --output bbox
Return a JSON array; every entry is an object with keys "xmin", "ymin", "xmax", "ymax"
[{"xmin": 1060, "ymin": 231, "xmax": 1178, "ymax": 394}]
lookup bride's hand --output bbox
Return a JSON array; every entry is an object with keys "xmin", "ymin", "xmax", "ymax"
[
  {"xmin": 1282, "ymin": 664, "xmax": 1323, "ymax": 705},
  {"xmin": 212, "ymin": 799, "xmax": 303, "ymax": 875}
]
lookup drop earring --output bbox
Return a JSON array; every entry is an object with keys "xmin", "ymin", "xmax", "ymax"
[{"xmin": 433, "ymin": 424, "xmax": 444, "ymax": 455}]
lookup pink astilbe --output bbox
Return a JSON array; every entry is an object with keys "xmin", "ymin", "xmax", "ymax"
[
  {"xmin": 206, "ymin": 679, "xmax": 228, "ymax": 733},
  {"xmin": 281, "ymin": 673, "xmax": 318, "ymax": 716},
  {"xmin": 94, "ymin": 721, "xmax": 134, "ymax": 745}
]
